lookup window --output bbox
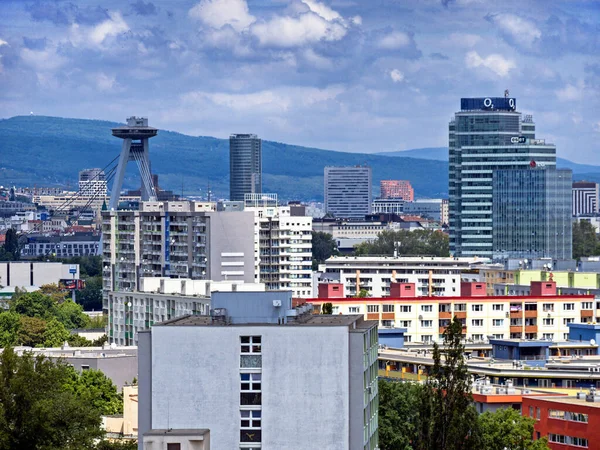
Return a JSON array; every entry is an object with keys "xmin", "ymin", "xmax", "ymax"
[
  {"xmin": 582, "ymin": 302, "xmax": 593, "ymax": 310},
  {"xmin": 421, "ymin": 320, "xmax": 433, "ymax": 328},
  {"xmin": 367, "ymin": 305, "xmax": 379, "ymax": 313},
  {"xmin": 542, "ymin": 303, "xmax": 554, "ymax": 312},
  {"xmin": 564, "ymin": 318, "xmax": 574, "ymax": 325},
  {"xmin": 241, "ymin": 410, "xmax": 261, "ymax": 428},
  {"xmin": 421, "ymin": 305, "xmax": 433, "ymax": 312},
  {"xmin": 421, "ymin": 335, "xmax": 432, "ymax": 343},
  {"xmin": 471, "ymin": 319, "xmax": 483, "ymax": 327},
  {"xmin": 383, "ymin": 304, "xmax": 395, "ymax": 313},
  {"xmin": 492, "ymin": 304, "xmax": 504, "ymax": 311},
  {"xmin": 454, "ymin": 303, "xmax": 466, "ymax": 312},
  {"xmin": 400, "ymin": 320, "xmax": 411, "ymax": 328},
  {"xmin": 81, "ymin": 365, "xmax": 90, "ymax": 370},
  {"xmin": 399, "ymin": 305, "xmax": 412, "ymax": 313},
  {"xmin": 549, "ymin": 434, "xmax": 566, "ymax": 444},
  {"xmin": 492, "ymin": 319, "xmax": 504, "ymax": 327},
  {"xmin": 381, "ymin": 320, "xmax": 393, "ymax": 327},
  {"xmin": 542, "ymin": 333, "xmax": 554, "ymax": 340},
  {"xmin": 405, "ymin": 335, "xmax": 412, "ymax": 343},
  {"xmin": 240, "ymin": 373, "xmax": 261, "ymax": 391},
  {"xmin": 241, "ymin": 336, "xmax": 261, "ymax": 354},
  {"xmin": 542, "ymin": 318, "xmax": 554, "ymax": 326},
  {"xmin": 167, "ymin": 444, "xmax": 181, "ymax": 450},
  {"xmin": 349, "ymin": 306, "xmax": 360, "ymax": 313},
  {"xmin": 572, "ymin": 437, "xmax": 588, "ymax": 447},
  {"xmin": 471, "ymin": 304, "xmax": 483, "ymax": 312},
  {"xmin": 472, "ymin": 334, "xmax": 484, "ymax": 341},
  {"xmin": 564, "ymin": 303, "xmax": 575, "ymax": 311}
]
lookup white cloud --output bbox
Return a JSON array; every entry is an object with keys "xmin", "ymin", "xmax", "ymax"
[
  {"xmin": 377, "ymin": 31, "xmax": 411, "ymax": 50},
  {"xmin": 351, "ymin": 16, "xmax": 362, "ymax": 26},
  {"xmin": 555, "ymin": 82, "xmax": 584, "ymax": 101},
  {"xmin": 0, "ymin": 39, "xmax": 7, "ymax": 47},
  {"xmin": 252, "ymin": 12, "xmax": 347, "ymax": 47},
  {"xmin": 488, "ymin": 13, "xmax": 541, "ymax": 50},
  {"xmin": 89, "ymin": 11, "xmax": 129, "ymax": 45},
  {"xmin": 303, "ymin": 48, "xmax": 333, "ymax": 69},
  {"xmin": 95, "ymin": 73, "xmax": 117, "ymax": 91},
  {"xmin": 302, "ymin": 0, "xmax": 341, "ymax": 21},
  {"xmin": 189, "ymin": 0, "xmax": 255, "ymax": 32},
  {"xmin": 389, "ymin": 69, "xmax": 404, "ymax": 83},
  {"xmin": 465, "ymin": 51, "xmax": 515, "ymax": 77},
  {"xmin": 20, "ymin": 47, "xmax": 68, "ymax": 71},
  {"xmin": 594, "ymin": 121, "xmax": 600, "ymax": 133},
  {"xmin": 447, "ymin": 32, "xmax": 481, "ymax": 48}
]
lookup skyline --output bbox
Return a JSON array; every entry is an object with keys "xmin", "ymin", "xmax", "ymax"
[{"xmin": 0, "ymin": 0, "xmax": 599, "ymax": 162}]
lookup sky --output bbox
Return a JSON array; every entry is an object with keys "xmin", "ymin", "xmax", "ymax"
[{"xmin": 0, "ymin": 0, "xmax": 599, "ymax": 162}]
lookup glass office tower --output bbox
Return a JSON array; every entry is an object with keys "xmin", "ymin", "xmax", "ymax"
[
  {"xmin": 229, "ymin": 134, "xmax": 262, "ymax": 201},
  {"xmin": 492, "ymin": 168, "xmax": 573, "ymax": 261},
  {"xmin": 324, "ymin": 166, "xmax": 372, "ymax": 219},
  {"xmin": 449, "ymin": 97, "xmax": 556, "ymax": 258}
]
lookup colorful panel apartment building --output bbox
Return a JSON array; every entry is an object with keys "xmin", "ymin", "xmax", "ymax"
[{"xmin": 380, "ymin": 180, "xmax": 414, "ymax": 201}]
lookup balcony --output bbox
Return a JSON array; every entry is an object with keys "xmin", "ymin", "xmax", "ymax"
[
  {"xmin": 510, "ymin": 310, "xmax": 522, "ymax": 319},
  {"xmin": 367, "ymin": 313, "xmax": 379, "ymax": 321},
  {"xmin": 510, "ymin": 326, "xmax": 522, "ymax": 334},
  {"xmin": 439, "ymin": 311, "xmax": 452, "ymax": 319},
  {"xmin": 453, "ymin": 311, "xmax": 467, "ymax": 319},
  {"xmin": 382, "ymin": 312, "xmax": 395, "ymax": 320},
  {"xmin": 525, "ymin": 325, "xmax": 538, "ymax": 333},
  {"xmin": 581, "ymin": 310, "xmax": 594, "ymax": 318},
  {"xmin": 524, "ymin": 310, "xmax": 538, "ymax": 318}
]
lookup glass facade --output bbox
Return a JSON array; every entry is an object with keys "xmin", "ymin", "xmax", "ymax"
[
  {"xmin": 449, "ymin": 97, "xmax": 559, "ymax": 258},
  {"xmin": 492, "ymin": 168, "xmax": 573, "ymax": 260},
  {"xmin": 230, "ymin": 134, "xmax": 262, "ymax": 202}
]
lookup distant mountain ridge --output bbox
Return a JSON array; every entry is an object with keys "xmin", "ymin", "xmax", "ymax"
[
  {"xmin": 377, "ymin": 148, "xmax": 600, "ymax": 176},
  {"xmin": 0, "ymin": 116, "xmax": 450, "ymax": 201}
]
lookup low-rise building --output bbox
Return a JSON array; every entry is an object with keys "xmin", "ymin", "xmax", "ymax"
[{"xmin": 21, "ymin": 233, "xmax": 100, "ymax": 258}]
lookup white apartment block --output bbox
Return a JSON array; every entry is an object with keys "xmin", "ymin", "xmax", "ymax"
[
  {"xmin": 101, "ymin": 201, "xmax": 256, "ymax": 315},
  {"xmin": 107, "ymin": 277, "xmax": 265, "ymax": 346},
  {"xmin": 323, "ymin": 255, "xmax": 478, "ymax": 297},
  {"xmin": 246, "ymin": 204, "xmax": 313, "ymax": 298},
  {"xmin": 138, "ymin": 291, "xmax": 379, "ymax": 450},
  {"xmin": 311, "ymin": 281, "xmax": 596, "ymax": 344}
]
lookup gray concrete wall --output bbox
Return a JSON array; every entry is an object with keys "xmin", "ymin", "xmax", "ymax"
[
  {"xmin": 349, "ymin": 331, "xmax": 365, "ymax": 449},
  {"xmin": 60, "ymin": 355, "xmax": 137, "ymax": 390},
  {"xmin": 138, "ymin": 331, "xmax": 152, "ymax": 450},
  {"xmin": 150, "ymin": 324, "xmax": 351, "ymax": 449},
  {"xmin": 0, "ymin": 262, "xmax": 79, "ymax": 288},
  {"xmin": 206, "ymin": 211, "xmax": 255, "ymax": 283},
  {"xmin": 211, "ymin": 291, "xmax": 291, "ymax": 324}
]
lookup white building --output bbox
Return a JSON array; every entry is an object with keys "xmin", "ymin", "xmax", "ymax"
[
  {"xmin": 323, "ymin": 255, "xmax": 480, "ymax": 297},
  {"xmin": 138, "ymin": 291, "xmax": 379, "ymax": 450},
  {"xmin": 107, "ymin": 277, "xmax": 265, "ymax": 346},
  {"xmin": 79, "ymin": 168, "xmax": 108, "ymax": 197},
  {"xmin": 246, "ymin": 201, "xmax": 313, "ymax": 298}
]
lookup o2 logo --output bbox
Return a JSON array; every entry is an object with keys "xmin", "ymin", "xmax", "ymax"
[{"xmin": 483, "ymin": 98, "xmax": 516, "ymax": 110}]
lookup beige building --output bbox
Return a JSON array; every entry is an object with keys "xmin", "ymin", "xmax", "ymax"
[{"xmin": 103, "ymin": 385, "xmax": 138, "ymax": 441}]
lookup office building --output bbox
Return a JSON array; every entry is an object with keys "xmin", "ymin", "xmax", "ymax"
[
  {"xmin": 230, "ymin": 134, "xmax": 262, "ymax": 201},
  {"xmin": 380, "ymin": 180, "xmax": 414, "ymax": 201},
  {"xmin": 493, "ymin": 168, "xmax": 572, "ymax": 261},
  {"xmin": 101, "ymin": 201, "xmax": 256, "ymax": 315},
  {"xmin": 372, "ymin": 198, "xmax": 405, "ymax": 214},
  {"xmin": 449, "ymin": 97, "xmax": 556, "ymax": 257},
  {"xmin": 572, "ymin": 181, "xmax": 599, "ymax": 216},
  {"xmin": 324, "ymin": 166, "xmax": 372, "ymax": 219},
  {"xmin": 403, "ymin": 199, "xmax": 449, "ymax": 225},
  {"xmin": 21, "ymin": 233, "xmax": 100, "ymax": 258},
  {"xmin": 79, "ymin": 168, "xmax": 107, "ymax": 197},
  {"xmin": 322, "ymin": 255, "xmax": 477, "ymax": 297},
  {"xmin": 312, "ymin": 280, "xmax": 595, "ymax": 343},
  {"xmin": 246, "ymin": 200, "xmax": 313, "ymax": 298},
  {"xmin": 138, "ymin": 291, "xmax": 379, "ymax": 450}
]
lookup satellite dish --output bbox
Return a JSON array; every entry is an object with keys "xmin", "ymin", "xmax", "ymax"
[{"xmin": 591, "ymin": 339, "xmax": 596, "ymax": 346}]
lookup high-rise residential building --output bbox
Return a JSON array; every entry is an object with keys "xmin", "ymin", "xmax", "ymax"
[
  {"xmin": 324, "ymin": 166, "xmax": 372, "ymax": 219},
  {"xmin": 230, "ymin": 134, "xmax": 262, "ymax": 201},
  {"xmin": 245, "ymin": 195, "xmax": 313, "ymax": 298},
  {"xmin": 79, "ymin": 168, "xmax": 107, "ymax": 197},
  {"xmin": 138, "ymin": 291, "xmax": 379, "ymax": 450},
  {"xmin": 492, "ymin": 168, "xmax": 572, "ymax": 261},
  {"xmin": 449, "ymin": 97, "xmax": 556, "ymax": 258},
  {"xmin": 380, "ymin": 180, "xmax": 414, "ymax": 201},
  {"xmin": 572, "ymin": 182, "xmax": 599, "ymax": 216},
  {"xmin": 101, "ymin": 201, "xmax": 256, "ymax": 317}
]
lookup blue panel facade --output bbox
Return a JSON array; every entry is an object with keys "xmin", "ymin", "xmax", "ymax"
[
  {"xmin": 378, "ymin": 328, "xmax": 407, "ymax": 349},
  {"xmin": 461, "ymin": 97, "xmax": 517, "ymax": 111}
]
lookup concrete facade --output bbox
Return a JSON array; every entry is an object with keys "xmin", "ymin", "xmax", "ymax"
[
  {"xmin": 0, "ymin": 261, "xmax": 79, "ymax": 288},
  {"xmin": 138, "ymin": 291, "xmax": 379, "ymax": 450},
  {"xmin": 324, "ymin": 166, "xmax": 372, "ymax": 219}
]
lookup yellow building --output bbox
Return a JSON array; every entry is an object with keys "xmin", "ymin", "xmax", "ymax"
[{"xmin": 103, "ymin": 385, "xmax": 138, "ymax": 441}]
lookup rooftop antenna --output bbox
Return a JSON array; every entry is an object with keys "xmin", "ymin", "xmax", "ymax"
[
  {"xmin": 504, "ymin": 89, "xmax": 510, "ymax": 98},
  {"xmin": 207, "ymin": 179, "xmax": 211, "ymax": 202}
]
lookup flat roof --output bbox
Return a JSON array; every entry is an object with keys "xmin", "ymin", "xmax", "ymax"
[
  {"xmin": 529, "ymin": 395, "xmax": 600, "ymax": 409},
  {"xmin": 156, "ymin": 313, "xmax": 375, "ymax": 328},
  {"xmin": 144, "ymin": 429, "xmax": 210, "ymax": 437}
]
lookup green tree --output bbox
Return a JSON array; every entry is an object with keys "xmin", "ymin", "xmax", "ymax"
[
  {"xmin": 95, "ymin": 441, "xmax": 138, "ymax": 450},
  {"xmin": 354, "ymin": 229, "xmax": 449, "ymax": 257},
  {"xmin": 3, "ymin": 228, "xmax": 19, "ymax": 261},
  {"xmin": 42, "ymin": 318, "xmax": 70, "ymax": 347},
  {"xmin": 17, "ymin": 316, "xmax": 47, "ymax": 347},
  {"xmin": 312, "ymin": 231, "xmax": 339, "ymax": 269},
  {"xmin": 0, "ymin": 347, "xmax": 103, "ymax": 449},
  {"xmin": 417, "ymin": 316, "xmax": 480, "ymax": 450},
  {"xmin": 11, "ymin": 291, "xmax": 57, "ymax": 319},
  {"xmin": 378, "ymin": 380, "xmax": 422, "ymax": 450},
  {"xmin": 65, "ymin": 368, "xmax": 123, "ymax": 415},
  {"xmin": 322, "ymin": 302, "xmax": 333, "ymax": 314},
  {"xmin": 39, "ymin": 283, "xmax": 69, "ymax": 304},
  {"xmin": 479, "ymin": 407, "xmax": 550, "ymax": 450},
  {"xmin": 356, "ymin": 288, "xmax": 370, "ymax": 298},
  {"xmin": 56, "ymin": 300, "xmax": 91, "ymax": 329},
  {"xmin": 78, "ymin": 275, "xmax": 103, "ymax": 311},
  {"xmin": 0, "ymin": 311, "xmax": 21, "ymax": 347},
  {"xmin": 573, "ymin": 220, "xmax": 600, "ymax": 260}
]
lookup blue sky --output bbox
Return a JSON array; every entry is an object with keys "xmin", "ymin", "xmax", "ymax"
[{"xmin": 0, "ymin": 0, "xmax": 599, "ymax": 161}]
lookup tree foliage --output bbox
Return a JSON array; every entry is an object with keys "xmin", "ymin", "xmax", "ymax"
[
  {"xmin": 0, "ymin": 312, "xmax": 21, "ymax": 347},
  {"xmin": 312, "ymin": 231, "xmax": 339, "ymax": 269},
  {"xmin": 0, "ymin": 228, "xmax": 20, "ymax": 261},
  {"xmin": 417, "ymin": 316, "xmax": 480, "ymax": 450},
  {"xmin": 378, "ymin": 380, "xmax": 421, "ymax": 450},
  {"xmin": 78, "ymin": 276, "xmax": 103, "ymax": 311},
  {"xmin": 573, "ymin": 220, "xmax": 600, "ymax": 260},
  {"xmin": 0, "ymin": 347, "xmax": 103, "ymax": 449},
  {"xmin": 322, "ymin": 302, "xmax": 333, "ymax": 314},
  {"xmin": 354, "ymin": 229, "xmax": 449, "ymax": 257},
  {"xmin": 479, "ymin": 408, "xmax": 550, "ymax": 450},
  {"xmin": 64, "ymin": 368, "xmax": 123, "ymax": 416}
]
